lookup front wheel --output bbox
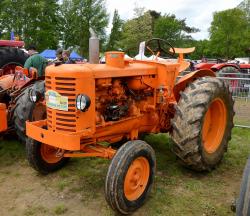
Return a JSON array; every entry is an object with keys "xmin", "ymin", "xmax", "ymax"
[
  {"xmin": 13, "ymin": 81, "xmax": 46, "ymax": 142},
  {"xmin": 26, "ymin": 138, "xmax": 69, "ymax": 174},
  {"xmin": 236, "ymin": 156, "xmax": 250, "ymax": 216},
  {"xmin": 171, "ymin": 76, "xmax": 234, "ymax": 171},
  {"xmin": 105, "ymin": 140, "xmax": 156, "ymax": 214}
]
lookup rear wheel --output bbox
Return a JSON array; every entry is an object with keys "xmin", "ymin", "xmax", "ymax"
[
  {"xmin": 26, "ymin": 138, "xmax": 69, "ymax": 174},
  {"xmin": 0, "ymin": 47, "xmax": 28, "ymax": 75},
  {"xmin": 105, "ymin": 140, "xmax": 156, "ymax": 214},
  {"xmin": 171, "ymin": 76, "xmax": 234, "ymax": 171}
]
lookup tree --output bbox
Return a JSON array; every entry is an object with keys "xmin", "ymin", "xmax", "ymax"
[
  {"xmin": 209, "ymin": 8, "xmax": 250, "ymax": 58},
  {"xmin": 0, "ymin": 0, "xmax": 25, "ymax": 39},
  {"xmin": 106, "ymin": 9, "xmax": 123, "ymax": 51},
  {"xmin": 0, "ymin": 0, "xmax": 60, "ymax": 51},
  {"xmin": 119, "ymin": 8, "xmax": 153, "ymax": 55},
  {"xmin": 153, "ymin": 14, "xmax": 199, "ymax": 47},
  {"xmin": 187, "ymin": 39, "xmax": 213, "ymax": 59},
  {"xmin": 60, "ymin": 0, "xmax": 109, "ymax": 58}
]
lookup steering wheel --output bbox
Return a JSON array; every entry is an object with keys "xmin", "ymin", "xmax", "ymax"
[{"xmin": 145, "ymin": 38, "xmax": 175, "ymax": 58}]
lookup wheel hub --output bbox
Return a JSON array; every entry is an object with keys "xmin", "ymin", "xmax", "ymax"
[
  {"xmin": 40, "ymin": 143, "xmax": 63, "ymax": 164},
  {"xmin": 124, "ymin": 157, "xmax": 150, "ymax": 201},
  {"xmin": 202, "ymin": 98, "xmax": 227, "ymax": 153}
]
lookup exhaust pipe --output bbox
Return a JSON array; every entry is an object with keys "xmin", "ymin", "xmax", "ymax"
[{"xmin": 89, "ymin": 28, "xmax": 99, "ymax": 64}]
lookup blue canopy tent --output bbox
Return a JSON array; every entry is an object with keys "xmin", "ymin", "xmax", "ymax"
[
  {"xmin": 70, "ymin": 51, "xmax": 83, "ymax": 60},
  {"xmin": 40, "ymin": 50, "xmax": 84, "ymax": 61},
  {"xmin": 40, "ymin": 49, "xmax": 56, "ymax": 59}
]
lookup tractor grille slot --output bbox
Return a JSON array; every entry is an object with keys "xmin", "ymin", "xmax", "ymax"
[
  {"xmin": 56, "ymin": 87, "xmax": 75, "ymax": 91},
  {"xmin": 56, "ymin": 127, "xmax": 76, "ymax": 132},
  {"xmin": 56, "ymin": 82, "xmax": 75, "ymax": 86},
  {"xmin": 56, "ymin": 122, "xmax": 76, "ymax": 127},
  {"xmin": 45, "ymin": 75, "xmax": 77, "ymax": 133},
  {"xmin": 56, "ymin": 113, "xmax": 75, "ymax": 117},
  {"xmin": 56, "ymin": 117, "xmax": 76, "ymax": 123},
  {"xmin": 55, "ymin": 77, "xmax": 76, "ymax": 81}
]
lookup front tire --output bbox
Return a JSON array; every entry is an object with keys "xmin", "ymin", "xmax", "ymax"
[
  {"xmin": 26, "ymin": 138, "xmax": 69, "ymax": 174},
  {"xmin": 171, "ymin": 77, "xmax": 234, "ymax": 171},
  {"xmin": 237, "ymin": 156, "xmax": 250, "ymax": 216},
  {"xmin": 105, "ymin": 140, "xmax": 156, "ymax": 214},
  {"xmin": 13, "ymin": 81, "xmax": 46, "ymax": 142}
]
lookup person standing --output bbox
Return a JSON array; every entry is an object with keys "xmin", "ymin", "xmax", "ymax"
[
  {"xmin": 24, "ymin": 45, "xmax": 47, "ymax": 77},
  {"xmin": 55, "ymin": 48, "xmax": 63, "ymax": 61},
  {"xmin": 62, "ymin": 50, "xmax": 75, "ymax": 64}
]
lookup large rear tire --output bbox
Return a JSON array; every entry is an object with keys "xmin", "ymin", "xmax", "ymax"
[
  {"xmin": 171, "ymin": 77, "xmax": 234, "ymax": 171},
  {"xmin": 105, "ymin": 140, "xmax": 156, "ymax": 214},
  {"xmin": 13, "ymin": 81, "xmax": 46, "ymax": 142},
  {"xmin": 0, "ymin": 47, "xmax": 28, "ymax": 75},
  {"xmin": 26, "ymin": 138, "xmax": 69, "ymax": 174}
]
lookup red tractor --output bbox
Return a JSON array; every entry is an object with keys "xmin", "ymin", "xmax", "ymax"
[
  {"xmin": 0, "ymin": 40, "xmax": 28, "ymax": 76},
  {"xmin": 195, "ymin": 60, "xmax": 250, "ymax": 75},
  {"xmin": 195, "ymin": 60, "xmax": 250, "ymax": 93}
]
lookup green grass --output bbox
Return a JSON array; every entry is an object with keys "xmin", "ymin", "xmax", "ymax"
[
  {"xmin": 24, "ymin": 205, "xmax": 49, "ymax": 216},
  {"xmin": 53, "ymin": 204, "xmax": 68, "ymax": 215},
  {"xmin": 0, "ymin": 127, "xmax": 250, "ymax": 215},
  {"xmin": 0, "ymin": 138, "xmax": 26, "ymax": 166}
]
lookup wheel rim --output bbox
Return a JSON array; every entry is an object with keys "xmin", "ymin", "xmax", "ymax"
[
  {"xmin": 32, "ymin": 102, "xmax": 46, "ymax": 121},
  {"xmin": 124, "ymin": 156, "xmax": 150, "ymax": 201},
  {"xmin": 202, "ymin": 98, "xmax": 227, "ymax": 154},
  {"xmin": 40, "ymin": 143, "xmax": 62, "ymax": 164},
  {"xmin": 2, "ymin": 63, "xmax": 20, "ymax": 75}
]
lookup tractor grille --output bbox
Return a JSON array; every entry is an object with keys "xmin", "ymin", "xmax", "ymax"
[{"xmin": 45, "ymin": 76, "xmax": 77, "ymax": 132}]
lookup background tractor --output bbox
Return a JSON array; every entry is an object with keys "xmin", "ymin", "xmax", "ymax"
[
  {"xmin": 0, "ymin": 40, "xmax": 28, "ymax": 76},
  {"xmin": 0, "ymin": 66, "xmax": 46, "ymax": 142},
  {"xmin": 195, "ymin": 60, "xmax": 250, "ymax": 95},
  {"xmin": 195, "ymin": 59, "xmax": 250, "ymax": 75},
  {"xmin": 25, "ymin": 37, "xmax": 234, "ymax": 214}
]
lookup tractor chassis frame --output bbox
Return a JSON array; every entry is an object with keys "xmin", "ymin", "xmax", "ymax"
[{"xmin": 26, "ymin": 120, "xmax": 117, "ymax": 159}]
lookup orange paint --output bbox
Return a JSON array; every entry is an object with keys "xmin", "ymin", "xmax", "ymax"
[
  {"xmin": 0, "ymin": 103, "xmax": 7, "ymax": 132},
  {"xmin": 124, "ymin": 157, "xmax": 150, "ymax": 201},
  {"xmin": 26, "ymin": 49, "xmax": 219, "ymax": 159},
  {"xmin": 40, "ymin": 143, "xmax": 63, "ymax": 163},
  {"xmin": 202, "ymin": 98, "xmax": 227, "ymax": 153}
]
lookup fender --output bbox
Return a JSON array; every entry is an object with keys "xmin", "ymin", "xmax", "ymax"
[
  {"xmin": 173, "ymin": 69, "xmax": 215, "ymax": 101},
  {"xmin": 240, "ymin": 64, "xmax": 250, "ymax": 69},
  {"xmin": 211, "ymin": 63, "xmax": 240, "ymax": 72},
  {"xmin": 0, "ymin": 74, "xmax": 14, "ymax": 90},
  {"xmin": 195, "ymin": 62, "xmax": 215, "ymax": 70}
]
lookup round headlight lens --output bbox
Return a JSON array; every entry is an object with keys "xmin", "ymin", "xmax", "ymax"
[
  {"xmin": 76, "ymin": 94, "xmax": 91, "ymax": 111},
  {"xmin": 29, "ymin": 89, "xmax": 38, "ymax": 103}
]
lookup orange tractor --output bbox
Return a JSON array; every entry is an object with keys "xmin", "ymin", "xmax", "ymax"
[
  {"xmin": 0, "ymin": 66, "xmax": 46, "ymax": 141},
  {"xmin": 25, "ymin": 38, "xmax": 234, "ymax": 214}
]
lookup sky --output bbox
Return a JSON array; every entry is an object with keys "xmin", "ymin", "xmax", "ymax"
[{"xmin": 106, "ymin": 0, "xmax": 242, "ymax": 40}]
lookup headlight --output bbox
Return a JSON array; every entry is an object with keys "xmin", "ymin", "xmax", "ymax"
[
  {"xmin": 76, "ymin": 94, "xmax": 91, "ymax": 111},
  {"xmin": 29, "ymin": 89, "xmax": 38, "ymax": 103}
]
